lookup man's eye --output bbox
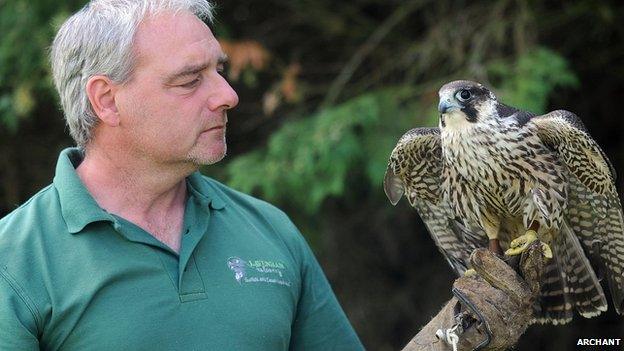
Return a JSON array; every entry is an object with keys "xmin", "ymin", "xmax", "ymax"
[
  {"xmin": 179, "ymin": 78, "xmax": 200, "ymax": 89},
  {"xmin": 217, "ymin": 65, "xmax": 226, "ymax": 76}
]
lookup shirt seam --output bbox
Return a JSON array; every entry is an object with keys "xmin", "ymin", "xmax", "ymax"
[
  {"xmin": 178, "ymin": 254, "xmax": 207, "ymax": 303},
  {"xmin": 0, "ymin": 267, "xmax": 43, "ymax": 335},
  {"xmin": 179, "ymin": 291, "xmax": 208, "ymax": 297},
  {"xmin": 179, "ymin": 254, "xmax": 207, "ymax": 296},
  {"xmin": 153, "ymin": 251, "xmax": 178, "ymax": 291}
]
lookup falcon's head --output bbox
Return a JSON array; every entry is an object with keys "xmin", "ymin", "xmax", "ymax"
[{"xmin": 437, "ymin": 80, "xmax": 497, "ymax": 130}]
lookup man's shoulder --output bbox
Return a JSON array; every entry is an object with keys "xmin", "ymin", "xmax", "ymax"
[
  {"xmin": 0, "ymin": 183, "xmax": 61, "ymax": 298},
  {"xmin": 0, "ymin": 184, "xmax": 59, "ymax": 234}
]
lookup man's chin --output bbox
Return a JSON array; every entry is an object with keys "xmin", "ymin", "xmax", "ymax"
[{"xmin": 187, "ymin": 145, "xmax": 227, "ymax": 166}]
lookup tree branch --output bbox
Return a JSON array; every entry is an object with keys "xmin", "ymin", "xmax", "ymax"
[{"xmin": 320, "ymin": 0, "xmax": 430, "ymax": 108}]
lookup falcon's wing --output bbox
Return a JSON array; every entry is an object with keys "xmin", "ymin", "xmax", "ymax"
[
  {"xmin": 384, "ymin": 127, "xmax": 485, "ymax": 275},
  {"xmin": 530, "ymin": 110, "xmax": 624, "ymax": 314}
]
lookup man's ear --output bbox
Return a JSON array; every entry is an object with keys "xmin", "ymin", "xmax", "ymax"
[{"xmin": 86, "ymin": 75, "xmax": 120, "ymax": 127}]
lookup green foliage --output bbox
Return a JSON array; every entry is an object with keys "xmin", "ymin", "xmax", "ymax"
[
  {"xmin": 227, "ymin": 91, "xmax": 377, "ymax": 213},
  {"xmin": 225, "ymin": 48, "xmax": 579, "ymax": 214},
  {"xmin": 488, "ymin": 48, "xmax": 579, "ymax": 113},
  {"xmin": 227, "ymin": 87, "xmax": 423, "ymax": 213},
  {"xmin": 0, "ymin": 0, "xmax": 84, "ymax": 132}
]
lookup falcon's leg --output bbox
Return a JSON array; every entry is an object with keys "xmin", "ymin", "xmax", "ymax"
[
  {"xmin": 464, "ymin": 215, "xmax": 502, "ymax": 276},
  {"xmin": 505, "ymin": 221, "xmax": 553, "ymax": 258},
  {"xmin": 489, "ymin": 239, "xmax": 503, "ymax": 256},
  {"xmin": 482, "ymin": 215, "xmax": 503, "ymax": 255},
  {"xmin": 506, "ymin": 188, "xmax": 558, "ymax": 258}
]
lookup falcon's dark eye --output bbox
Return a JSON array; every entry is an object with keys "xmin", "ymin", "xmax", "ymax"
[{"xmin": 456, "ymin": 89, "xmax": 471, "ymax": 101}]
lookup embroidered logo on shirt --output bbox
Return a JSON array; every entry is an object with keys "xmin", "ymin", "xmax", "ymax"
[{"xmin": 227, "ymin": 257, "xmax": 291, "ymax": 286}]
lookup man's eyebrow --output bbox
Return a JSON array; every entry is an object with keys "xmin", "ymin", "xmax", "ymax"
[{"xmin": 164, "ymin": 54, "xmax": 229, "ymax": 83}]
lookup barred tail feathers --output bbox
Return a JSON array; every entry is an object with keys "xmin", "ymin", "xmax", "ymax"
[
  {"xmin": 532, "ymin": 222, "xmax": 607, "ymax": 324},
  {"xmin": 602, "ymin": 204, "xmax": 624, "ymax": 314},
  {"xmin": 555, "ymin": 222, "xmax": 607, "ymax": 317},
  {"xmin": 532, "ymin": 254, "xmax": 573, "ymax": 325}
]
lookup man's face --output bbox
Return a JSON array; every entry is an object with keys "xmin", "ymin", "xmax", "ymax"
[{"xmin": 114, "ymin": 11, "xmax": 238, "ymax": 166}]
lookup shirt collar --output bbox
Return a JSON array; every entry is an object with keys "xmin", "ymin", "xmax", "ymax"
[
  {"xmin": 53, "ymin": 148, "xmax": 226, "ymax": 234},
  {"xmin": 186, "ymin": 171, "xmax": 226, "ymax": 211},
  {"xmin": 53, "ymin": 148, "xmax": 115, "ymax": 234}
]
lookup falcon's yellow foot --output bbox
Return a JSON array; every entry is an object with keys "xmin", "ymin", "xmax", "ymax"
[
  {"xmin": 506, "ymin": 230, "xmax": 538, "ymax": 255},
  {"xmin": 539, "ymin": 241, "xmax": 553, "ymax": 259},
  {"xmin": 464, "ymin": 268, "xmax": 477, "ymax": 277},
  {"xmin": 504, "ymin": 230, "xmax": 553, "ymax": 259}
]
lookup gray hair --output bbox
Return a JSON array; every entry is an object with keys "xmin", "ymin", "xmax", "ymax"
[{"xmin": 50, "ymin": 0, "xmax": 214, "ymax": 148}]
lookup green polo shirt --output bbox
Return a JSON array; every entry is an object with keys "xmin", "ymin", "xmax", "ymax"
[{"xmin": 0, "ymin": 148, "xmax": 363, "ymax": 351}]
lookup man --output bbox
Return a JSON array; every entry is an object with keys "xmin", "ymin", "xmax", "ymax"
[
  {"xmin": 0, "ymin": 0, "xmax": 363, "ymax": 349},
  {"xmin": 0, "ymin": 0, "xmax": 543, "ymax": 350}
]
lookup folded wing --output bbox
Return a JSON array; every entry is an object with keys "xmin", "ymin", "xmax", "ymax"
[
  {"xmin": 384, "ymin": 127, "xmax": 486, "ymax": 275},
  {"xmin": 530, "ymin": 110, "xmax": 624, "ymax": 314}
]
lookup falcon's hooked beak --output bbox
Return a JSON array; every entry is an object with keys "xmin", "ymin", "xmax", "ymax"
[
  {"xmin": 438, "ymin": 98, "xmax": 462, "ymax": 128},
  {"xmin": 438, "ymin": 99, "xmax": 461, "ymax": 114}
]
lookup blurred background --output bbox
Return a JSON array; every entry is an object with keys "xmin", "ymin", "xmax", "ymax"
[{"xmin": 1, "ymin": 0, "xmax": 623, "ymax": 349}]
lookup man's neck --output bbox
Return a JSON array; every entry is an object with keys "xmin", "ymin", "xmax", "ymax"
[{"xmin": 76, "ymin": 147, "xmax": 196, "ymax": 253}]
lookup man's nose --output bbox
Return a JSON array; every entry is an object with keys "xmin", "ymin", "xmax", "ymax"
[{"xmin": 209, "ymin": 74, "xmax": 239, "ymax": 111}]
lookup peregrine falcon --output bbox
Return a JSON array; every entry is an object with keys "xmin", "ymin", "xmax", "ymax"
[{"xmin": 384, "ymin": 80, "xmax": 624, "ymax": 324}]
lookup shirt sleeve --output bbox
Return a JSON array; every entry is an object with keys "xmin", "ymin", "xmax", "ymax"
[
  {"xmin": 0, "ymin": 269, "xmax": 40, "ymax": 350},
  {"xmin": 288, "ymin": 230, "xmax": 364, "ymax": 351}
]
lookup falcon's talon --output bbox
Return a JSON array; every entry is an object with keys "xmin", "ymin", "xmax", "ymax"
[
  {"xmin": 541, "ymin": 242, "xmax": 553, "ymax": 259},
  {"xmin": 504, "ymin": 230, "xmax": 538, "ymax": 256},
  {"xmin": 464, "ymin": 268, "xmax": 477, "ymax": 277}
]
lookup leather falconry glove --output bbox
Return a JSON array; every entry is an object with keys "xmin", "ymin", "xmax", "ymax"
[{"xmin": 402, "ymin": 241, "xmax": 546, "ymax": 351}]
